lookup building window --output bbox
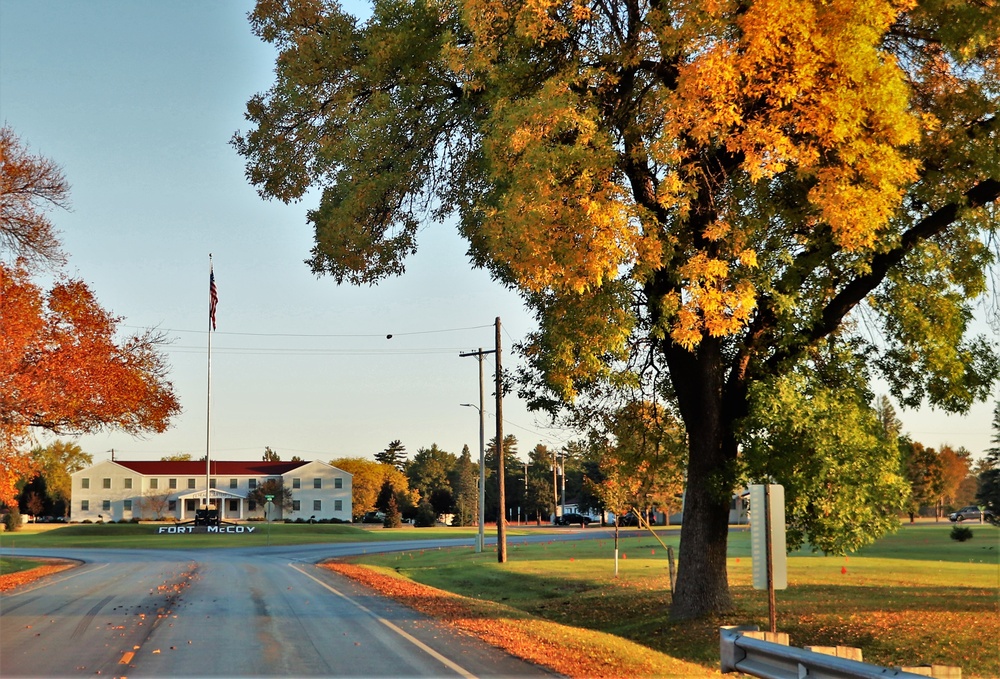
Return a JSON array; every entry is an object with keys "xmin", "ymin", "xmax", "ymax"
[
  {"xmin": 124, "ymin": 478, "xmax": 133, "ymax": 490},
  {"xmin": 292, "ymin": 500, "xmax": 300, "ymax": 512},
  {"xmin": 249, "ymin": 501, "xmax": 257, "ymax": 511},
  {"xmin": 210, "ymin": 479, "xmax": 216, "ymax": 489},
  {"xmin": 81, "ymin": 500, "xmax": 89, "ymax": 511},
  {"xmin": 334, "ymin": 477, "xmax": 343, "ymax": 489},
  {"xmin": 81, "ymin": 478, "xmax": 90, "ymax": 489},
  {"xmin": 169, "ymin": 478, "xmax": 177, "ymax": 489},
  {"xmin": 314, "ymin": 478, "xmax": 322, "ymax": 489},
  {"xmin": 124, "ymin": 500, "xmax": 132, "ymax": 512},
  {"xmin": 185, "ymin": 499, "xmax": 197, "ymax": 511},
  {"xmin": 168, "ymin": 500, "xmax": 177, "ymax": 512},
  {"xmin": 102, "ymin": 500, "xmax": 111, "ymax": 511},
  {"xmin": 334, "ymin": 500, "xmax": 343, "ymax": 511},
  {"xmin": 102, "ymin": 478, "xmax": 111, "ymax": 489},
  {"xmin": 292, "ymin": 478, "xmax": 300, "ymax": 489},
  {"xmin": 188, "ymin": 478, "xmax": 196, "ymax": 489},
  {"xmin": 249, "ymin": 479, "xmax": 257, "ymax": 490},
  {"xmin": 230, "ymin": 478, "xmax": 238, "ymax": 489},
  {"xmin": 313, "ymin": 500, "xmax": 322, "ymax": 511},
  {"xmin": 229, "ymin": 499, "xmax": 238, "ymax": 512},
  {"xmin": 150, "ymin": 478, "xmax": 158, "ymax": 489}
]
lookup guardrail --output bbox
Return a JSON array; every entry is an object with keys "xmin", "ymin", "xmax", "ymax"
[{"xmin": 720, "ymin": 626, "xmax": 959, "ymax": 679}]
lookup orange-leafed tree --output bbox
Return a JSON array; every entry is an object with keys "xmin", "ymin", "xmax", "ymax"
[
  {"xmin": 0, "ymin": 129, "xmax": 180, "ymax": 508},
  {"xmin": 236, "ymin": 0, "xmax": 1000, "ymax": 618},
  {"xmin": 0, "ymin": 125, "xmax": 67, "ymax": 266},
  {"xmin": 1, "ymin": 263, "xmax": 180, "ymax": 505}
]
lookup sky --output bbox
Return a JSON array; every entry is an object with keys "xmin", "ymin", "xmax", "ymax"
[{"xmin": 1, "ymin": 0, "xmax": 996, "ymax": 467}]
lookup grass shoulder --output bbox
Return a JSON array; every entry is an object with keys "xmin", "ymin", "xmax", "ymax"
[
  {"xmin": 334, "ymin": 523, "xmax": 998, "ymax": 678},
  {"xmin": 0, "ymin": 521, "xmax": 551, "ymax": 549}
]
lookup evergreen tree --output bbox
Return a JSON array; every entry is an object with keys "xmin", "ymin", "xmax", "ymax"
[
  {"xmin": 375, "ymin": 440, "xmax": 407, "ymax": 471},
  {"xmin": 450, "ymin": 445, "xmax": 479, "ymax": 527},
  {"xmin": 976, "ymin": 402, "xmax": 1000, "ymax": 525},
  {"xmin": 383, "ymin": 494, "xmax": 402, "ymax": 528},
  {"xmin": 484, "ymin": 435, "xmax": 518, "ymax": 523}
]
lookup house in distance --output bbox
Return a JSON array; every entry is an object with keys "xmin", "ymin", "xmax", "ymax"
[{"xmin": 70, "ymin": 459, "xmax": 352, "ymax": 523}]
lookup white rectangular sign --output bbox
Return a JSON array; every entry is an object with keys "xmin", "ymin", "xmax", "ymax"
[{"xmin": 750, "ymin": 484, "xmax": 787, "ymax": 590}]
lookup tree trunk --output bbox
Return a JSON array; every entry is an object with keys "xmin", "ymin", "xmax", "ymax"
[
  {"xmin": 670, "ymin": 437, "xmax": 735, "ymax": 619},
  {"xmin": 666, "ymin": 336, "xmax": 740, "ymax": 620}
]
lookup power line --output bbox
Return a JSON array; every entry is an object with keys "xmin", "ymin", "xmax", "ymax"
[
  {"xmin": 165, "ymin": 345, "xmax": 465, "ymax": 356},
  {"xmin": 123, "ymin": 323, "xmax": 494, "ymax": 338}
]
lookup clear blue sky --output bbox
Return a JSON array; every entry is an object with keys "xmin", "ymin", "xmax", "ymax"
[{"xmin": 1, "ymin": 0, "xmax": 995, "ymax": 465}]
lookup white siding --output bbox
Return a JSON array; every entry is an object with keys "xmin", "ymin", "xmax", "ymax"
[{"xmin": 70, "ymin": 460, "xmax": 353, "ymax": 523}]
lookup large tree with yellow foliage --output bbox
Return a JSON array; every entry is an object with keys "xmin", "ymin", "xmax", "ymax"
[{"xmin": 235, "ymin": 0, "xmax": 1000, "ymax": 619}]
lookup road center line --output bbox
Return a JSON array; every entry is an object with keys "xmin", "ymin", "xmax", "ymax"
[{"xmin": 288, "ymin": 563, "xmax": 478, "ymax": 679}]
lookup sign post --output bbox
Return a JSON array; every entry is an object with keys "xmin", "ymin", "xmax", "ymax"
[
  {"xmin": 750, "ymin": 484, "xmax": 787, "ymax": 633},
  {"xmin": 265, "ymin": 495, "xmax": 274, "ymax": 548}
]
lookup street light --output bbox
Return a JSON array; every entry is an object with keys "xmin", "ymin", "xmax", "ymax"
[{"xmin": 461, "ymin": 403, "xmax": 486, "ymax": 553}]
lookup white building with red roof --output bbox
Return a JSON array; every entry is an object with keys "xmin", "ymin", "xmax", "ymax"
[{"xmin": 70, "ymin": 459, "xmax": 352, "ymax": 523}]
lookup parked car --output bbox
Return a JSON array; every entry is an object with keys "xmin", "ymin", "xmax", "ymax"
[
  {"xmin": 555, "ymin": 513, "xmax": 593, "ymax": 526},
  {"xmin": 617, "ymin": 513, "xmax": 640, "ymax": 526},
  {"xmin": 948, "ymin": 505, "xmax": 993, "ymax": 522}
]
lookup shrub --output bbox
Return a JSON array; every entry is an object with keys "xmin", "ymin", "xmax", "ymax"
[
  {"xmin": 413, "ymin": 502, "xmax": 437, "ymax": 528},
  {"xmin": 2, "ymin": 508, "xmax": 21, "ymax": 532},
  {"xmin": 383, "ymin": 495, "xmax": 402, "ymax": 528},
  {"xmin": 950, "ymin": 525, "xmax": 973, "ymax": 542}
]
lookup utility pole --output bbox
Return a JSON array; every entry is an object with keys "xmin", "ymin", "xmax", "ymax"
[
  {"xmin": 560, "ymin": 448, "xmax": 566, "ymax": 519},
  {"xmin": 552, "ymin": 450, "xmax": 558, "ymax": 524},
  {"xmin": 495, "ymin": 317, "xmax": 507, "ymax": 563},
  {"xmin": 460, "ymin": 346, "xmax": 496, "ymax": 554}
]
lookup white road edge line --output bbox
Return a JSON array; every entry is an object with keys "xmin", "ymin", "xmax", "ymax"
[{"xmin": 288, "ymin": 562, "xmax": 478, "ymax": 679}]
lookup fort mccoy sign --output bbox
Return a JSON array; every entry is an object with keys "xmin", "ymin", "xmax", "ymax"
[{"xmin": 156, "ymin": 525, "xmax": 258, "ymax": 535}]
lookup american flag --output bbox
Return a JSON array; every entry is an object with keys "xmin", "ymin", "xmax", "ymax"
[{"xmin": 209, "ymin": 266, "xmax": 218, "ymax": 330}]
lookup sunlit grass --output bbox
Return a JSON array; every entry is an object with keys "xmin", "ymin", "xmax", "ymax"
[
  {"xmin": 0, "ymin": 520, "xmax": 545, "ymax": 549},
  {"xmin": 0, "ymin": 556, "xmax": 49, "ymax": 576},
  {"xmin": 349, "ymin": 523, "xmax": 1000, "ymax": 677}
]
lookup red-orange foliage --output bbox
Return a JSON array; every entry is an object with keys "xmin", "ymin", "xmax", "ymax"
[
  {"xmin": 0, "ymin": 262, "xmax": 180, "ymax": 506},
  {"xmin": 0, "ymin": 562, "xmax": 75, "ymax": 592}
]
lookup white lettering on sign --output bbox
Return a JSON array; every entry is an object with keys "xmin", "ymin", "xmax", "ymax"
[
  {"xmin": 206, "ymin": 525, "xmax": 256, "ymax": 533},
  {"xmin": 155, "ymin": 525, "xmax": 257, "ymax": 534}
]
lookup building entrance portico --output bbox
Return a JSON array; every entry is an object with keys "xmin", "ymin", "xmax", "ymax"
[{"xmin": 178, "ymin": 489, "xmax": 247, "ymax": 521}]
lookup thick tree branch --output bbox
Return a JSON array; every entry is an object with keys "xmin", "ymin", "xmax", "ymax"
[{"xmin": 762, "ymin": 177, "xmax": 1000, "ymax": 376}]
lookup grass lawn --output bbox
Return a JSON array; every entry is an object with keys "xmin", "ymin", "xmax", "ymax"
[
  {"xmin": 343, "ymin": 522, "xmax": 1000, "ymax": 677},
  {"xmin": 2, "ymin": 521, "xmax": 996, "ymax": 676},
  {"xmin": 0, "ymin": 556, "xmax": 50, "ymax": 576},
  {"xmin": 0, "ymin": 521, "xmax": 515, "ymax": 549}
]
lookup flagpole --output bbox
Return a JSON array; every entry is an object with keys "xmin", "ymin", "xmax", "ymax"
[{"xmin": 205, "ymin": 254, "xmax": 215, "ymax": 510}]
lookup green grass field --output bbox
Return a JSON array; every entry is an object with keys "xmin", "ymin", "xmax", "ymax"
[
  {"xmin": 0, "ymin": 521, "xmax": 535, "ymax": 550},
  {"xmin": 3, "ymin": 521, "xmax": 997, "ymax": 676},
  {"xmin": 0, "ymin": 556, "xmax": 51, "ymax": 576},
  {"xmin": 349, "ymin": 523, "xmax": 999, "ymax": 676}
]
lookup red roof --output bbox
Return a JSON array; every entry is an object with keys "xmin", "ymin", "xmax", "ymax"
[{"xmin": 115, "ymin": 460, "xmax": 310, "ymax": 476}]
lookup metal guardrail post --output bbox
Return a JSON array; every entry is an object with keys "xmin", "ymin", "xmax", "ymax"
[{"xmin": 721, "ymin": 627, "xmax": 935, "ymax": 679}]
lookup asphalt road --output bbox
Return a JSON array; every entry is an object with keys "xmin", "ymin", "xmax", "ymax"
[{"xmin": 0, "ymin": 537, "xmax": 586, "ymax": 678}]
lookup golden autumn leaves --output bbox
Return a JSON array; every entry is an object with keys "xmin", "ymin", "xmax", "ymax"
[{"xmin": 460, "ymin": 0, "xmax": 923, "ymax": 351}]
